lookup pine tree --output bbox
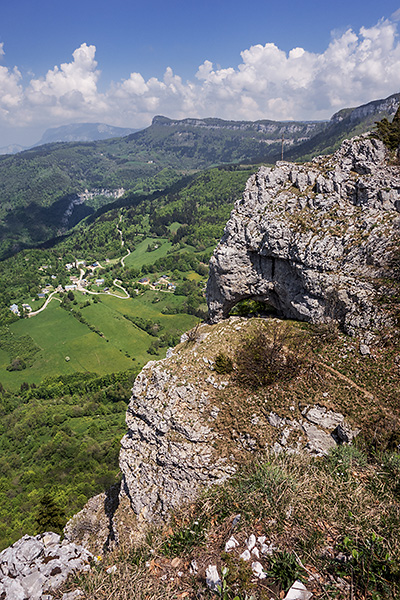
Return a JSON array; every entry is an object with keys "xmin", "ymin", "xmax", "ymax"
[
  {"xmin": 35, "ymin": 493, "xmax": 65, "ymax": 534},
  {"xmin": 374, "ymin": 105, "xmax": 400, "ymax": 152}
]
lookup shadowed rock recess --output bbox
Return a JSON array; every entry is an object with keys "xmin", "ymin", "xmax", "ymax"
[{"xmin": 207, "ymin": 136, "xmax": 400, "ymax": 335}]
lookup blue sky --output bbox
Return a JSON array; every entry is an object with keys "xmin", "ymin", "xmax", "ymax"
[{"xmin": 1, "ymin": 0, "xmax": 400, "ymax": 145}]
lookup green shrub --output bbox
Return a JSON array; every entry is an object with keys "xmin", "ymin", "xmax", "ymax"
[
  {"xmin": 161, "ymin": 518, "xmax": 208, "ymax": 556},
  {"xmin": 35, "ymin": 493, "xmax": 66, "ymax": 534},
  {"xmin": 6, "ymin": 357, "xmax": 26, "ymax": 371},
  {"xmin": 235, "ymin": 322, "xmax": 304, "ymax": 388},
  {"xmin": 332, "ymin": 533, "xmax": 400, "ymax": 598},
  {"xmin": 267, "ymin": 551, "xmax": 306, "ymax": 592},
  {"xmin": 373, "ymin": 105, "xmax": 400, "ymax": 153},
  {"xmin": 214, "ymin": 352, "xmax": 234, "ymax": 374}
]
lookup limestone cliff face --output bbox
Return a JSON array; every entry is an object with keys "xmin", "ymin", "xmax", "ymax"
[
  {"xmin": 114, "ymin": 318, "xmax": 361, "ymax": 536},
  {"xmin": 118, "ymin": 351, "xmax": 236, "ymax": 527},
  {"xmin": 207, "ymin": 136, "xmax": 400, "ymax": 335}
]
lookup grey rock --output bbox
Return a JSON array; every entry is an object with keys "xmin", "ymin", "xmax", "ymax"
[
  {"xmin": 207, "ymin": 136, "xmax": 399, "ymax": 335},
  {"xmin": 303, "ymin": 405, "xmax": 344, "ymax": 429},
  {"xmin": 268, "ymin": 412, "xmax": 286, "ymax": 427},
  {"xmin": 63, "ymin": 486, "xmax": 120, "ymax": 553},
  {"xmin": 0, "ymin": 577, "xmax": 26, "ymax": 600},
  {"xmin": 118, "ymin": 359, "xmax": 236, "ymax": 526},
  {"xmin": 333, "ymin": 423, "xmax": 360, "ymax": 444},
  {"xmin": 21, "ymin": 571, "xmax": 46, "ymax": 599},
  {"xmin": 0, "ymin": 533, "xmax": 92, "ymax": 600},
  {"xmin": 302, "ymin": 422, "xmax": 337, "ymax": 455}
]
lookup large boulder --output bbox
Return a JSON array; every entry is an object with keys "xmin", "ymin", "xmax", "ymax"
[
  {"xmin": 115, "ymin": 319, "xmax": 360, "ymax": 536},
  {"xmin": 0, "ymin": 532, "xmax": 92, "ymax": 599}
]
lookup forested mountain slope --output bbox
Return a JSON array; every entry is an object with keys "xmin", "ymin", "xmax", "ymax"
[{"xmin": 1, "ymin": 92, "xmax": 398, "ymax": 259}]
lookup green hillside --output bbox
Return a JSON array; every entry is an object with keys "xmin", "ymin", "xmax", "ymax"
[{"xmin": 1, "ymin": 94, "xmax": 399, "ymax": 258}]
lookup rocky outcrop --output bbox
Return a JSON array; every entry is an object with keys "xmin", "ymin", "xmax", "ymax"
[
  {"xmin": 116, "ymin": 318, "xmax": 360, "ymax": 535},
  {"xmin": 63, "ymin": 484, "xmax": 120, "ymax": 554},
  {"xmin": 0, "ymin": 532, "xmax": 91, "ymax": 599},
  {"xmin": 207, "ymin": 136, "xmax": 400, "ymax": 335},
  {"xmin": 118, "ymin": 353, "xmax": 236, "ymax": 527}
]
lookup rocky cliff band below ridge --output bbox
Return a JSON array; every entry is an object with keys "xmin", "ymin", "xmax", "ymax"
[{"xmin": 207, "ymin": 136, "xmax": 400, "ymax": 337}]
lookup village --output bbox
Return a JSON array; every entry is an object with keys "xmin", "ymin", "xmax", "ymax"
[{"xmin": 9, "ymin": 257, "xmax": 177, "ymax": 318}]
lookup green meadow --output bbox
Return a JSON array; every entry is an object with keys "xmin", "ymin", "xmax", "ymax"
[
  {"xmin": 0, "ymin": 290, "xmax": 197, "ymax": 391},
  {"xmin": 123, "ymin": 237, "xmax": 172, "ymax": 269}
]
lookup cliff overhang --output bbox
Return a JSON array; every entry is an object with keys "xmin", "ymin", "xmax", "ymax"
[{"xmin": 206, "ymin": 136, "xmax": 400, "ymax": 336}]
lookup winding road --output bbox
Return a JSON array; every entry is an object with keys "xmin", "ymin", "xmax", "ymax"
[
  {"xmin": 28, "ymin": 213, "xmax": 134, "ymax": 317},
  {"xmin": 28, "ymin": 291, "xmax": 62, "ymax": 317}
]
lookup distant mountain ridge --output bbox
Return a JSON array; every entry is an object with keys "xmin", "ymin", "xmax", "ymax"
[
  {"xmin": 284, "ymin": 92, "xmax": 400, "ymax": 160},
  {"xmin": 0, "ymin": 123, "xmax": 140, "ymax": 155},
  {"xmin": 0, "ymin": 92, "xmax": 399, "ymax": 259}
]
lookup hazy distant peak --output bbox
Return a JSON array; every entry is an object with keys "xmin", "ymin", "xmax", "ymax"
[{"xmin": 34, "ymin": 122, "xmax": 140, "ymax": 146}]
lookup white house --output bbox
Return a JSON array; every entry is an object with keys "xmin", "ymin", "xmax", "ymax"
[{"xmin": 10, "ymin": 303, "xmax": 20, "ymax": 316}]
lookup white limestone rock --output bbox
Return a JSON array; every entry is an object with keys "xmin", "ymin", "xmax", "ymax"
[
  {"xmin": 118, "ymin": 359, "xmax": 236, "ymax": 526},
  {"xmin": 207, "ymin": 136, "xmax": 399, "ymax": 335},
  {"xmin": 0, "ymin": 533, "xmax": 92, "ymax": 600},
  {"xmin": 284, "ymin": 579, "xmax": 313, "ymax": 599},
  {"xmin": 205, "ymin": 565, "xmax": 221, "ymax": 591}
]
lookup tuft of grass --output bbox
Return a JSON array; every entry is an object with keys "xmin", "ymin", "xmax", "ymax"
[
  {"xmin": 214, "ymin": 352, "xmax": 234, "ymax": 374},
  {"xmin": 161, "ymin": 517, "xmax": 208, "ymax": 557}
]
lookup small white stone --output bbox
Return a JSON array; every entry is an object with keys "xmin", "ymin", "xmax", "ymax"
[
  {"xmin": 239, "ymin": 549, "xmax": 251, "ymax": 561},
  {"xmin": 261, "ymin": 543, "xmax": 276, "ymax": 555},
  {"xmin": 251, "ymin": 547, "xmax": 260, "ymax": 559},
  {"xmin": 225, "ymin": 536, "xmax": 239, "ymax": 552},
  {"xmin": 247, "ymin": 534, "xmax": 256, "ymax": 551},
  {"xmin": 284, "ymin": 580, "xmax": 313, "ymax": 600},
  {"xmin": 62, "ymin": 591, "xmax": 84, "ymax": 600},
  {"xmin": 206, "ymin": 565, "xmax": 221, "ymax": 591},
  {"xmin": 251, "ymin": 561, "xmax": 267, "ymax": 579},
  {"xmin": 106, "ymin": 565, "xmax": 117, "ymax": 574},
  {"xmin": 232, "ymin": 514, "xmax": 241, "ymax": 528},
  {"xmin": 81, "ymin": 564, "xmax": 91, "ymax": 572},
  {"xmin": 190, "ymin": 560, "xmax": 198, "ymax": 574},
  {"xmin": 258, "ymin": 536, "xmax": 266, "ymax": 544}
]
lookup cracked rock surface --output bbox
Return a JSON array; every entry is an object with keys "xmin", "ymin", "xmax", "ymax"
[
  {"xmin": 207, "ymin": 136, "xmax": 400, "ymax": 335},
  {"xmin": 117, "ymin": 319, "xmax": 360, "ymax": 534},
  {"xmin": 0, "ymin": 533, "xmax": 92, "ymax": 600},
  {"xmin": 119, "ymin": 356, "xmax": 236, "ymax": 526}
]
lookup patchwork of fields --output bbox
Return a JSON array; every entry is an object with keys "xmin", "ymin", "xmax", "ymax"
[{"xmin": 0, "ymin": 290, "xmax": 197, "ymax": 390}]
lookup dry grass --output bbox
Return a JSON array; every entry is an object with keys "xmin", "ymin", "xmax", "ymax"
[
  {"xmin": 55, "ymin": 315, "xmax": 400, "ymax": 599},
  {"xmin": 53, "ymin": 553, "xmax": 186, "ymax": 599},
  {"xmin": 55, "ymin": 449, "xmax": 400, "ymax": 599}
]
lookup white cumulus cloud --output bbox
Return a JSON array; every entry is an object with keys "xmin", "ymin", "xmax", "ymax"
[{"xmin": 1, "ymin": 18, "xmax": 400, "ymax": 144}]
